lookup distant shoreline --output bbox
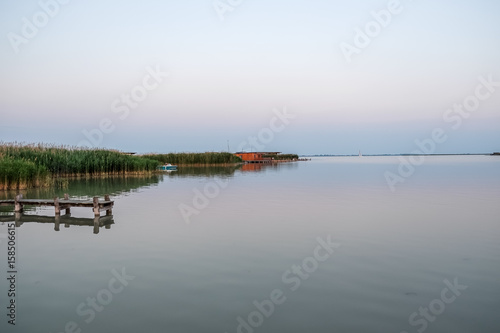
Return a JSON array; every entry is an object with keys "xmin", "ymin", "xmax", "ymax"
[{"xmin": 301, "ymin": 153, "xmax": 498, "ymax": 157}]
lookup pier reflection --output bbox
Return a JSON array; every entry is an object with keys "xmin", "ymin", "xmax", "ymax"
[{"xmin": 0, "ymin": 213, "xmax": 115, "ymax": 235}]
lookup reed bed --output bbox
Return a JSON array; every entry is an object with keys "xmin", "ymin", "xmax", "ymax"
[
  {"xmin": 0, "ymin": 157, "xmax": 51, "ymax": 190},
  {"xmin": 144, "ymin": 152, "xmax": 242, "ymax": 165},
  {"xmin": 0, "ymin": 143, "xmax": 159, "ymax": 190}
]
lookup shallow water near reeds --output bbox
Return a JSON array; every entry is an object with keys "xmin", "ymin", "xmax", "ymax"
[{"xmin": 0, "ymin": 156, "xmax": 499, "ymax": 333}]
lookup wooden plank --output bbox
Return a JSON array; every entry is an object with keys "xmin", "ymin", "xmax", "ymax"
[
  {"xmin": 4, "ymin": 199, "xmax": 113, "ymax": 206},
  {"xmin": 58, "ymin": 200, "xmax": 93, "ymax": 204},
  {"xmin": 18, "ymin": 199, "xmax": 56, "ymax": 205},
  {"xmin": 18, "ymin": 199, "xmax": 113, "ymax": 205},
  {"xmin": 58, "ymin": 201, "xmax": 94, "ymax": 207}
]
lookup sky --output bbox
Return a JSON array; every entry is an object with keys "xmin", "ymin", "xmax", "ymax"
[{"xmin": 0, "ymin": 0, "xmax": 499, "ymax": 155}]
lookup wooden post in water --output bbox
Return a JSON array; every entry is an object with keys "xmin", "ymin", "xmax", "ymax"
[
  {"xmin": 105, "ymin": 194, "xmax": 112, "ymax": 216},
  {"xmin": 93, "ymin": 196, "xmax": 100, "ymax": 217},
  {"xmin": 54, "ymin": 215, "xmax": 60, "ymax": 231},
  {"xmin": 54, "ymin": 197, "xmax": 60, "ymax": 215},
  {"xmin": 64, "ymin": 193, "xmax": 71, "ymax": 215},
  {"xmin": 14, "ymin": 194, "xmax": 23, "ymax": 213}
]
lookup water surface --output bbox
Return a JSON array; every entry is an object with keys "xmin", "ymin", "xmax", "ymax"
[{"xmin": 1, "ymin": 156, "xmax": 499, "ymax": 333}]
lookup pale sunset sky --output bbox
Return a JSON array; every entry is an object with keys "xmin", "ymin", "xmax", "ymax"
[{"xmin": 0, "ymin": 0, "xmax": 499, "ymax": 154}]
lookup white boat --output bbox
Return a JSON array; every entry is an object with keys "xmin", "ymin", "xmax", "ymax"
[{"xmin": 158, "ymin": 163, "xmax": 177, "ymax": 171}]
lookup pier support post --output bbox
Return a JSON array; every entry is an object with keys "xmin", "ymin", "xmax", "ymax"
[
  {"xmin": 14, "ymin": 194, "xmax": 23, "ymax": 213},
  {"xmin": 64, "ymin": 193, "xmax": 71, "ymax": 215},
  {"xmin": 93, "ymin": 196, "xmax": 100, "ymax": 217},
  {"xmin": 54, "ymin": 197, "xmax": 60, "ymax": 215},
  {"xmin": 104, "ymin": 194, "xmax": 112, "ymax": 216}
]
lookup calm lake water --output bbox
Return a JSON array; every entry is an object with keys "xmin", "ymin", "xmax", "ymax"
[{"xmin": 1, "ymin": 156, "xmax": 499, "ymax": 333}]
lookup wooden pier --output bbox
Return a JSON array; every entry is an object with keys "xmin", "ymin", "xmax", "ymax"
[{"xmin": 0, "ymin": 194, "xmax": 114, "ymax": 217}]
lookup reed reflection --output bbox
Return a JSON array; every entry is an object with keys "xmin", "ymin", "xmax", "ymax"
[{"xmin": 0, "ymin": 174, "xmax": 164, "ymax": 201}]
